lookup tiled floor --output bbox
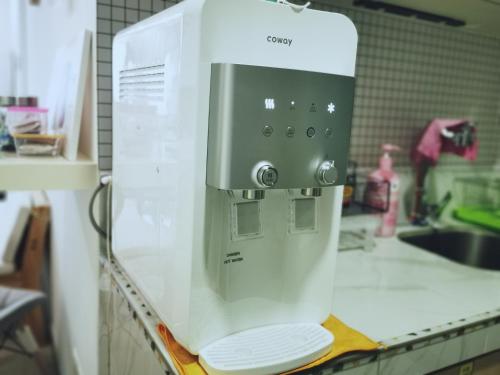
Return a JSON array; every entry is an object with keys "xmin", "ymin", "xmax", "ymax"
[{"xmin": 0, "ymin": 346, "xmax": 58, "ymax": 375}]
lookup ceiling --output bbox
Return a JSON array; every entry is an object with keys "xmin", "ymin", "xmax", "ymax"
[{"xmin": 367, "ymin": 0, "xmax": 500, "ymax": 38}]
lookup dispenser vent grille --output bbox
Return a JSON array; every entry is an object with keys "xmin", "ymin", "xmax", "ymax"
[{"xmin": 118, "ymin": 64, "xmax": 165, "ymax": 102}]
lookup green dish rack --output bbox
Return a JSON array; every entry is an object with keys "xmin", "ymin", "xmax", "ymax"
[{"xmin": 453, "ymin": 177, "xmax": 500, "ymax": 233}]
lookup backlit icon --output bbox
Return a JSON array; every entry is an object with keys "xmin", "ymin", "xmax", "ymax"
[
  {"xmin": 290, "ymin": 101, "xmax": 296, "ymax": 110},
  {"xmin": 265, "ymin": 98, "xmax": 275, "ymax": 110},
  {"xmin": 327, "ymin": 102, "xmax": 336, "ymax": 114}
]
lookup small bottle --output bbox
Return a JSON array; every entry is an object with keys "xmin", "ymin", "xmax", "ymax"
[
  {"xmin": 365, "ymin": 144, "xmax": 401, "ymax": 237},
  {"xmin": 342, "ymin": 160, "xmax": 357, "ymax": 208}
]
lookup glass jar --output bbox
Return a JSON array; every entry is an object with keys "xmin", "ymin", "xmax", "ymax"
[
  {"xmin": 13, "ymin": 133, "xmax": 65, "ymax": 157},
  {"xmin": 0, "ymin": 96, "xmax": 16, "ymax": 152},
  {"xmin": 16, "ymin": 96, "xmax": 38, "ymax": 107}
]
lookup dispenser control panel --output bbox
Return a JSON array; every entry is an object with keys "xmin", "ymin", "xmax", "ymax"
[{"xmin": 207, "ymin": 63, "xmax": 355, "ymax": 190}]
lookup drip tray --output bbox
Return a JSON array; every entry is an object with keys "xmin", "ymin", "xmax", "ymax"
[{"xmin": 199, "ymin": 323, "xmax": 333, "ymax": 375}]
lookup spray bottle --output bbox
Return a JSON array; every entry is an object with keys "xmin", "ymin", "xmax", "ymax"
[{"xmin": 365, "ymin": 144, "xmax": 401, "ymax": 237}]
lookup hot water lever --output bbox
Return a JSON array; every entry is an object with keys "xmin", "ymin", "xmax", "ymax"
[
  {"xmin": 257, "ymin": 165, "xmax": 279, "ymax": 187},
  {"xmin": 317, "ymin": 160, "xmax": 337, "ymax": 185},
  {"xmin": 256, "ymin": 164, "xmax": 278, "ymax": 188},
  {"xmin": 242, "ymin": 163, "xmax": 278, "ymax": 200}
]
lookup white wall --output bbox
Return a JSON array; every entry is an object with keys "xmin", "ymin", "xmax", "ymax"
[
  {"xmin": 48, "ymin": 190, "xmax": 99, "ymax": 375},
  {"xmin": 0, "ymin": 1, "xmax": 10, "ymax": 96},
  {"xmin": 22, "ymin": 1, "xmax": 99, "ymax": 375},
  {"xmin": 1, "ymin": 0, "xmax": 30, "ymax": 96},
  {"xmin": 0, "ymin": 1, "xmax": 11, "ymax": 94}
]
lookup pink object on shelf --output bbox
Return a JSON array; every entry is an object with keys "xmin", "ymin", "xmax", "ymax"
[
  {"xmin": 412, "ymin": 118, "xmax": 479, "ymax": 165},
  {"xmin": 7, "ymin": 107, "xmax": 48, "ymax": 113}
]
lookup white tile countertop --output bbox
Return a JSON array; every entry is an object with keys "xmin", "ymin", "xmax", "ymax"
[
  {"xmin": 333, "ymin": 227, "xmax": 500, "ymax": 343},
  {"xmin": 330, "ymin": 226, "xmax": 500, "ymax": 375},
  {"xmin": 104, "ymin": 224, "xmax": 500, "ymax": 375}
]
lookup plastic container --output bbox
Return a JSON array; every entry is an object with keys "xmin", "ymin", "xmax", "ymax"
[
  {"xmin": 454, "ymin": 177, "xmax": 500, "ymax": 210},
  {"xmin": 454, "ymin": 177, "xmax": 488, "ymax": 207},
  {"xmin": 489, "ymin": 180, "xmax": 500, "ymax": 209},
  {"xmin": 13, "ymin": 133, "xmax": 64, "ymax": 156},
  {"xmin": 6, "ymin": 107, "xmax": 48, "ymax": 135}
]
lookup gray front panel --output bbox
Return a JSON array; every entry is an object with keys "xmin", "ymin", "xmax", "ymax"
[{"xmin": 207, "ymin": 64, "xmax": 355, "ymax": 190}]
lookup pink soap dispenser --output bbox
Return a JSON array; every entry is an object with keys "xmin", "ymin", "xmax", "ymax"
[{"xmin": 366, "ymin": 144, "xmax": 401, "ymax": 237}]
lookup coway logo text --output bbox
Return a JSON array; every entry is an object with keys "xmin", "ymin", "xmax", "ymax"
[{"xmin": 267, "ymin": 35, "xmax": 293, "ymax": 47}]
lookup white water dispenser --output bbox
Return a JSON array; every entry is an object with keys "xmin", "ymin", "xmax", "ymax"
[{"xmin": 112, "ymin": 0, "xmax": 357, "ymax": 373}]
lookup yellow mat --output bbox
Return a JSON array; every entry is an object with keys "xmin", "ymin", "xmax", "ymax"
[{"xmin": 157, "ymin": 315, "xmax": 380, "ymax": 375}]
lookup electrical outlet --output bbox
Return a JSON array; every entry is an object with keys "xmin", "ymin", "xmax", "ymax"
[{"xmin": 459, "ymin": 362, "xmax": 474, "ymax": 375}]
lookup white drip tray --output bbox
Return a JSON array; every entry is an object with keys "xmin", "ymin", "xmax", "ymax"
[{"xmin": 199, "ymin": 323, "xmax": 333, "ymax": 375}]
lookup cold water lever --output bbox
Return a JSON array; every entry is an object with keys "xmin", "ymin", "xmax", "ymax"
[{"xmin": 317, "ymin": 160, "xmax": 338, "ymax": 185}]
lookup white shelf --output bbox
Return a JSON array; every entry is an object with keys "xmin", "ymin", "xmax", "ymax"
[{"xmin": 0, "ymin": 151, "xmax": 98, "ymax": 191}]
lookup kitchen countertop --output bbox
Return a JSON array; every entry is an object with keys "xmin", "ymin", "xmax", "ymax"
[
  {"xmin": 105, "ymin": 224, "xmax": 500, "ymax": 375},
  {"xmin": 333, "ymin": 227, "xmax": 500, "ymax": 345}
]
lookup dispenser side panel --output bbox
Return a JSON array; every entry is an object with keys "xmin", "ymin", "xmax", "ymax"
[
  {"xmin": 111, "ymin": 2, "xmax": 205, "ymax": 348},
  {"xmin": 206, "ymin": 63, "xmax": 355, "ymax": 190}
]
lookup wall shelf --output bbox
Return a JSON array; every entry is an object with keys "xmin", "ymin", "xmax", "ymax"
[{"xmin": 0, "ymin": 151, "xmax": 98, "ymax": 191}]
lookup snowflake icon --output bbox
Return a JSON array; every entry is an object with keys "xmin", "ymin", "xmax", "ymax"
[{"xmin": 327, "ymin": 102, "xmax": 336, "ymax": 114}]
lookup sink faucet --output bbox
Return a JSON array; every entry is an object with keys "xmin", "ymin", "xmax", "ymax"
[
  {"xmin": 413, "ymin": 191, "xmax": 452, "ymax": 226},
  {"xmin": 410, "ymin": 119, "xmax": 477, "ymax": 226}
]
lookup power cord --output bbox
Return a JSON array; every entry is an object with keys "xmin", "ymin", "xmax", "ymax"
[
  {"xmin": 89, "ymin": 175, "xmax": 112, "ymax": 239},
  {"xmin": 89, "ymin": 174, "xmax": 115, "ymax": 373},
  {"xmin": 105, "ymin": 177, "xmax": 113, "ymax": 375}
]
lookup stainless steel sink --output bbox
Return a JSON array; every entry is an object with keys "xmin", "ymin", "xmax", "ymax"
[{"xmin": 398, "ymin": 227, "xmax": 500, "ymax": 271}]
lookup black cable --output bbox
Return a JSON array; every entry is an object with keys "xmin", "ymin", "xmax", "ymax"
[{"xmin": 89, "ymin": 183, "xmax": 108, "ymax": 239}]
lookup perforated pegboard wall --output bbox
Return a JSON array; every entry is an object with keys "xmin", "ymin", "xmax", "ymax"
[
  {"xmin": 96, "ymin": 0, "xmax": 179, "ymax": 171},
  {"xmin": 315, "ymin": 2, "xmax": 500, "ymax": 169},
  {"xmin": 96, "ymin": 0, "xmax": 500, "ymax": 171}
]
